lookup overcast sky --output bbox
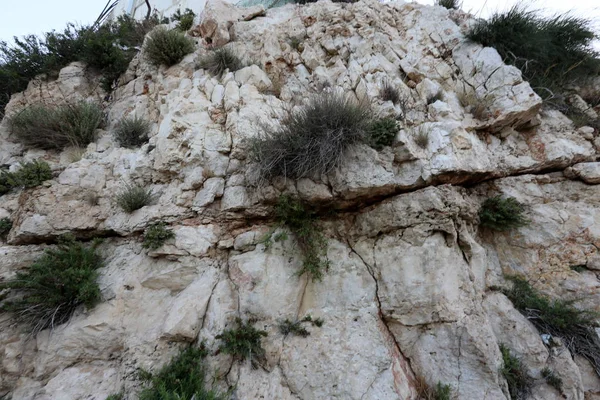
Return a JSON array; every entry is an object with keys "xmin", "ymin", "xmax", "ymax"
[{"xmin": 0, "ymin": 0, "xmax": 598, "ymax": 44}]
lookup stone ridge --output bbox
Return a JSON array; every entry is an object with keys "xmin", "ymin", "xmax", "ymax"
[{"xmin": 0, "ymin": 0, "xmax": 599, "ymax": 399}]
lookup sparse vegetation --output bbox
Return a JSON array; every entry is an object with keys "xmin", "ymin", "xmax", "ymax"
[
  {"xmin": 143, "ymin": 222, "xmax": 175, "ymax": 250},
  {"xmin": 414, "ymin": 125, "xmax": 429, "ymax": 148},
  {"xmin": 479, "ymin": 196, "xmax": 529, "ymax": 231},
  {"xmin": 271, "ymin": 195, "xmax": 330, "ymax": 281},
  {"xmin": 144, "ymin": 27, "xmax": 195, "ymax": 67},
  {"xmin": 380, "ymin": 80, "xmax": 401, "ymax": 104},
  {"xmin": 8, "ymin": 102, "xmax": 103, "ymax": 150},
  {"xmin": 467, "ymin": 6, "xmax": 600, "ymax": 102},
  {"xmin": 0, "ymin": 218, "xmax": 12, "ymax": 239},
  {"xmin": 0, "ymin": 236, "xmax": 103, "ymax": 335},
  {"xmin": 114, "ymin": 116, "xmax": 151, "ymax": 148},
  {"xmin": 426, "ymin": 90, "xmax": 443, "ymax": 105},
  {"xmin": 288, "ymin": 36, "xmax": 303, "ymax": 51},
  {"xmin": 457, "ymin": 89, "xmax": 492, "ymax": 120},
  {"xmin": 198, "ymin": 47, "xmax": 243, "ymax": 77},
  {"xmin": 249, "ymin": 91, "xmax": 372, "ymax": 180},
  {"xmin": 105, "ymin": 394, "xmax": 124, "ymax": 400},
  {"xmin": 279, "ymin": 315, "xmax": 324, "ymax": 337},
  {"xmin": 115, "ymin": 182, "xmax": 156, "ymax": 213},
  {"xmin": 139, "ymin": 345, "xmax": 227, "ymax": 400},
  {"xmin": 367, "ymin": 117, "xmax": 398, "ymax": 150},
  {"xmin": 216, "ymin": 318, "xmax": 268, "ymax": 367},
  {"xmin": 504, "ymin": 276, "xmax": 600, "ymax": 377},
  {"xmin": 171, "ymin": 8, "xmax": 196, "ymax": 32},
  {"xmin": 499, "ymin": 344, "xmax": 532, "ymax": 400},
  {"xmin": 542, "ymin": 367, "xmax": 563, "ymax": 392},
  {"xmin": 0, "ymin": 160, "xmax": 53, "ymax": 196},
  {"xmin": 414, "ymin": 376, "xmax": 452, "ymax": 400},
  {"xmin": 436, "ymin": 0, "xmax": 461, "ymax": 10}
]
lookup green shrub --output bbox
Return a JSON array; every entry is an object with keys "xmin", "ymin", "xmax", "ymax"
[
  {"xmin": 144, "ymin": 28, "xmax": 195, "ymax": 67},
  {"xmin": 504, "ymin": 276, "xmax": 600, "ymax": 376},
  {"xmin": 479, "ymin": 196, "xmax": 529, "ymax": 231},
  {"xmin": 415, "ymin": 377, "xmax": 452, "ymax": 400},
  {"xmin": 0, "ymin": 16, "xmax": 160, "ymax": 112},
  {"xmin": 198, "ymin": 48, "xmax": 243, "ymax": 77},
  {"xmin": 467, "ymin": 6, "xmax": 600, "ymax": 101},
  {"xmin": 249, "ymin": 92, "xmax": 372, "ymax": 180},
  {"xmin": 216, "ymin": 318, "xmax": 268, "ymax": 367},
  {"xmin": 279, "ymin": 315, "xmax": 324, "ymax": 337},
  {"xmin": 8, "ymin": 102, "xmax": 103, "ymax": 150},
  {"xmin": 0, "ymin": 237, "xmax": 103, "ymax": 334},
  {"xmin": 367, "ymin": 118, "xmax": 398, "ymax": 150},
  {"xmin": 542, "ymin": 367, "xmax": 563, "ymax": 391},
  {"xmin": 436, "ymin": 0, "xmax": 461, "ymax": 10},
  {"xmin": 115, "ymin": 182, "xmax": 156, "ymax": 213},
  {"xmin": 0, "ymin": 218, "xmax": 12, "ymax": 238},
  {"xmin": 0, "ymin": 160, "xmax": 52, "ymax": 196},
  {"xmin": 171, "ymin": 8, "xmax": 196, "ymax": 32},
  {"xmin": 499, "ymin": 344, "xmax": 532, "ymax": 400},
  {"xmin": 143, "ymin": 222, "xmax": 175, "ymax": 250},
  {"xmin": 114, "ymin": 116, "xmax": 151, "ymax": 148},
  {"xmin": 139, "ymin": 345, "xmax": 227, "ymax": 400},
  {"xmin": 273, "ymin": 195, "xmax": 329, "ymax": 281}
]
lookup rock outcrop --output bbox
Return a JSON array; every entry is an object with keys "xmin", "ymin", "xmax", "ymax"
[{"xmin": 1, "ymin": 0, "xmax": 600, "ymax": 399}]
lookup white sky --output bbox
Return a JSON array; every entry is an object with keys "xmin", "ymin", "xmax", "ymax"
[{"xmin": 0, "ymin": 0, "xmax": 598, "ymax": 44}]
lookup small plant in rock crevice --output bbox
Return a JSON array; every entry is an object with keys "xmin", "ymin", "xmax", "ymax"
[
  {"xmin": 503, "ymin": 276, "xmax": 600, "ymax": 378},
  {"xmin": 499, "ymin": 344, "xmax": 532, "ymax": 400},
  {"xmin": 216, "ymin": 318, "xmax": 268, "ymax": 368},
  {"xmin": 171, "ymin": 8, "xmax": 196, "ymax": 32},
  {"xmin": 138, "ymin": 344, "xmax": 227, "ymax": 400},
  {"xmin": 479, "ymin": 196, "xmax": 529, "ymax": 231},
  {"xmin": 0, "ymin": 236, "xmax": 103, "ymax": 335},
  {"xmin": 0, "ymin": 218, "xmax": 12, "ymax": 239},
  {"xmin": 0, "ymin": 159, "xmax": 53, "ymax": 196},
  {"xmin": 265, "ymin": 195, "xmax": 330, "ymax": 281},
  {"xmin": 197, "ymin": 47, "xmax": 243, "ymax": 78},
  {"xmin": 114, "ymin": 116, "xmax": 151, "ymax": 148},
  {"xmin": 380, "ymin": 80, "xmax": 401, "ymax": 104},
  {"xmin": 541, "ymin": 367, "xmax": 563, "ymax": 392},
  {"xmin": 279, "ymin": 314, "xmax": 324, "ymax": 337},
  {"xmin": 114, "ymin": 182, "xmax": 156, "ymax": 213},
  {"xmin": 414, "ymin": 376, "xmax": 453, "ymax": 400},
  {"xmin": 414, "ymin": 125, "xmax": 429, "ymax": 149},
  {"xmin": 367, "ymin": 117, "xmax": 398, "ymax": 150},
  {"xmin": 249, "ymin": 91, "xmax": 372, "ymax": 181},
  {"xmin": 143, "ymin": 222, "xmax": 175, "ymax": 250},
  {"xmin": 144, "ymin": 27, "xmax": 195, "ymax": 67},
  {"xmin": 436, "ymin": 0, "xmax": 461, "ymax": 10}
]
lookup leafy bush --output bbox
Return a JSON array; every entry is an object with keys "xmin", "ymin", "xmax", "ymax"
[
  {"xmin": 0, "ymin": 237, "xmax": 103, "ymax": 334},
  {"xmin": 499, "ymin": 344, "xmax": 532, "ymax": 400},
  {"xmin": 542, "ymin": 367, "xmax": 563, "ymax": 391},
  {"xmin": 8, "ymin": 102, "xmax": 103, "ymax": 150},
  {"xmin": 216, "ymin": 318, "xmax": 268, "ymax": 367},
  {"xmin": 367, "ymin": 117, "xmax": 397, "ymax": 150},
  {"xmin": 0, "ymin": 218, "xmax": 12, "ymax": 238},
  {"xmin": 0, "ymin": 160, "xmax": 52, "ymax": 195},
  {"xmin": 479, "ymin": 196, "xmax": 529, "ymax": 231},
  {"xmin": 503, "ymin": 276, "xmax": 600, "ymax": 376},
  {"xmin": 436, "ymin": 0, "xmax": 461, "ymax": 9},
  {"xmin": 115, "ymin": 183, "xmax": 155, "ymax": 213},
  {"xmin": 279, "ymin": 315, "xmax": 324, "ymax": 337},
  {"xmin": 249, "ymin": 92, "xmax": 372, "ymax": 180},
  {"xmin": 143, "ymin": 222, "xmax": 175, "ymax": 250},
  {"xmin": 197, "ymin": 48, "xmax": 243, "ymax": 77},
  {"xmin": 0, "ymin": 15, "xmax": 160, "ymax": 112},
  {"xmin": 114, "ymin": 116, "xmax": 151, "ymax": 148},
  {"xmin": 144, "ymin": 28, "xmax": 195, "ymax": 67},
  {"xmin": 467, "ymin": 6, "xmax": 600, "ymax": 101},
  {"xmin": 171, "ymin": 9, "xmax": 196, "ymax": 32},
  {"xmin": 272, "ymin": 195, "xmax": 330, "ymax": 281},
  {"xmin": 139, "ymin": 345, "xmax": 226, "ymax": 400}
]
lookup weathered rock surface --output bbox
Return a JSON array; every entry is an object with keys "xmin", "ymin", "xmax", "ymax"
[{"xmin": 1, "ymin": 0, "xmax": 600, "ymax": 399}]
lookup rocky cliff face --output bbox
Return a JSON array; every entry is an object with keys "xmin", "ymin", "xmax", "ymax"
[{"xmin": 1, "ymin": 0, "xmax": 600, "ymax": 399}]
